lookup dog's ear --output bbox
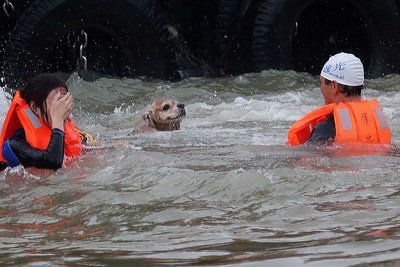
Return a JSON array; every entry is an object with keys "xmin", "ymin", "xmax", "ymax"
[{"xmin": 143, "ymin": 110, "xmax": 155, "ymax": 128}]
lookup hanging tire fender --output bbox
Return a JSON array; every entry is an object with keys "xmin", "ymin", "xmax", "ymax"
[
  {"xmin": 3, "ymin": 0, "xmax": 179, "ymax": 88},
  {"xmin": 252, "ymin": 0, "xmax": 400, "ymax": 77}
]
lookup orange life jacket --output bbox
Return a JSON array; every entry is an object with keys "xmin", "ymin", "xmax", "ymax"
[
  {"xmin": 286, "ymin": 99, "xmax": 391, "ymax": 146},
  {"xmin": 0, "ymin": 91, "xmax": 82, "ymax": 165}
]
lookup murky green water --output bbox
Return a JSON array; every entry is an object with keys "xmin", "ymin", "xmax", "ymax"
[{"xmin": 0, "ymin": 71, "xmax": 400, "ymax": 266}]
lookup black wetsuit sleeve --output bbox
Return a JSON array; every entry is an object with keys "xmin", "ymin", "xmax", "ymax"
[
  {"xmin": 0, "ymin": 161, "xmax": 6, "ymax": 171},
  {"xmin": 307, "ymin": 115, "xmax": 336, "ymax": 144},
  {"xmin": 8, "ymin": 129, "xmax": 65, "ymax": 170}
]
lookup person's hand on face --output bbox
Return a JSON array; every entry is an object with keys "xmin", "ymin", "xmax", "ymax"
[{"xmin": 46, "ymin": 88, "xmax": 73, "ymax": 130}]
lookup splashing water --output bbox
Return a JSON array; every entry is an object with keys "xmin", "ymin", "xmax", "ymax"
[
  {"xmin": 0, "ymin": 71, "xmax": 400, "ymax": 266},
  {"xmin": 0, "ymin": 86, "xmax": 11, "ymax": 130}
]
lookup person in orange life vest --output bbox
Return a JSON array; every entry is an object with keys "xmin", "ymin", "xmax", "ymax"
[
  {"xmin": 0, "ymin": 73, "xmax": 90, "ymax": 171},
  {"xmin": 287, "ymin": 52, "xmax": 391, "ymax": 146}
]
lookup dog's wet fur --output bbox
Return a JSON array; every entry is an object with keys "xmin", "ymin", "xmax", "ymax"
[{"xmin": 130, "ymin": 98, "xmax": 186, "ymax": 134}]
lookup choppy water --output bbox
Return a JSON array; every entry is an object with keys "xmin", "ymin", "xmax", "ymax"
[{"xmin": 0, "ymin": 71, "xmax": 400, "ymax": 266}]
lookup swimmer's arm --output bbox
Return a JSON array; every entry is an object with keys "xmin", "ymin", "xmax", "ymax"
[{"xmin": 8, "ymin": 129, "xmax": 65, "ymax": 170}]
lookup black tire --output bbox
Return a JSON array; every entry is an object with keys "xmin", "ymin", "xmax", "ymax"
[
  {"xmin": 214, "ymin": 0, "xmax": 257, "ymax": 75},
  {"xmin": 215, "ymin": 0, "xmax": 241, "ymax": 58},
  {"xmin": 3, "ymin": 0, "xmax": 179, "ymax": 88},
  {"xmin": 252, "ymin": 0, "xmax": 400, "ymax": 78}
]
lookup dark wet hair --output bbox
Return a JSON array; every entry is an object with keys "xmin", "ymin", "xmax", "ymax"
[
  {"xmin": 19, "ymin": 73, "xmax": 68, "ymax": 118},
  {"xmin": 324, "ymin": 78, "xmax": 363, "ymax": 97}
]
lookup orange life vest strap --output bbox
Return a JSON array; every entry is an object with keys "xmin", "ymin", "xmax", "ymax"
[
  {"xmin": 0, "ymin": 91, "xmax": 27, "ymax": 162},
  {"xmin": 64, "ymin": 119, "xmax": 83, "ymax": 157}
]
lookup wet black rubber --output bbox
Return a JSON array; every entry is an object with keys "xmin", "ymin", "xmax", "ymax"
[
  {"xmin": 252, "ymin": 0, "xmax": 400, "ymax": 78},
  {"xmin": 215, "ymin": 0, "xmax": 241, "ymax": 58},
  {"xmin": 3, "ymin": 0, "xmax": 179, "ymax": 88}
]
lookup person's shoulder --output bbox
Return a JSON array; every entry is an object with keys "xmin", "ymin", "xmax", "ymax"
[
  {"xmin": 317, "ymin": 114, "xmax": 335, "ymax": 127},
  {"xmin": 308, "ymin": 115, "xmax": 336, "ymax": 142},
  {"xmin": 315, "ymin": 115, "xmax": 335, "ymax": 132}
]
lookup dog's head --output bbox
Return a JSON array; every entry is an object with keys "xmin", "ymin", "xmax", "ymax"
[{"xmin": 145, "ymin": 98, "xmax": 186, "ymax": 131}]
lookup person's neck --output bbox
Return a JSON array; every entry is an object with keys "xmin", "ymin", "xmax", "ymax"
[{"xmin": 338, "ymin": 96, "xmax": 362, "ymax": 103}]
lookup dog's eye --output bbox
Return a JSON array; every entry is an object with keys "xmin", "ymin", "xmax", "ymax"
[{"xmin": 163, "ymin": 104, "xmax": 170, "ymax": 111}]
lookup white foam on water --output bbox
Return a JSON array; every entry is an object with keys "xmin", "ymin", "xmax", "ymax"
[
  {"xmin": 184, "ymin": 88, "xmax": 321, "ymax": 127},
  {"xmin": 0, "ymin": 87, "xmax": 12, "ymax": 130},
  {"xmin": 1, "ymin": 72, "xmax": 400, "ymax": 266}
]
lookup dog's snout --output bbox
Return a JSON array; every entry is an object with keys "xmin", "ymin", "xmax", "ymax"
[{"xmin": 178, "ymin": 103, "xmax": 185, "ymax": 109}]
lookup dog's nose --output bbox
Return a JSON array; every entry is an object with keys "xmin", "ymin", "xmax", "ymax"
[{"xmin": 178, "ymin": 104, "xmax": 185, "ymax": 109}]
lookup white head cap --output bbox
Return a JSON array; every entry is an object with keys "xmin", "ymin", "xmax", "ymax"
[{"xmin": 320, "ymin": 52, "xmax": 364, "ymax": 86}]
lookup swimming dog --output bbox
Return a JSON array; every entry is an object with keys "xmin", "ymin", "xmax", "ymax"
[{"xmin": 130, "ymin": 98, "xmax": 186, "ymax": 134}]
